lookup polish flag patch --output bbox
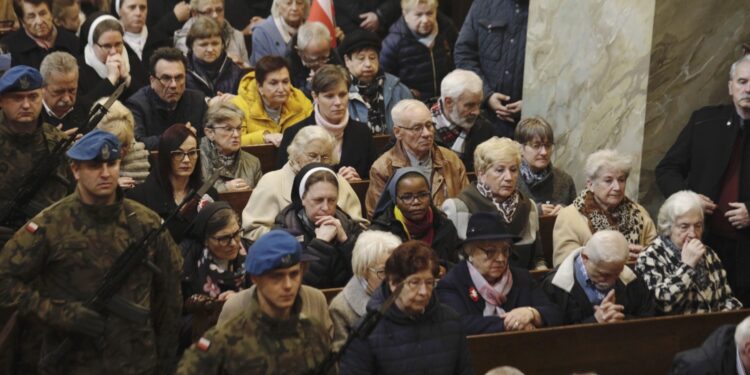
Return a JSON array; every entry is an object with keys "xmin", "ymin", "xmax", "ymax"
[
  {"xmin": 196, "ymin": 337, "xmax": 211, "ymax": 352},
  {"xmin": 25, "ymin": 222, "xmax": 39, "ymax": 233}
]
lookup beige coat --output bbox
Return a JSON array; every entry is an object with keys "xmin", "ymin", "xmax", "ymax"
[
  {"xmin": 552, "ymin": 203, "xmax": 657, "ymax": 267},
  {"xmin": 241, "ymin": 162, "xmax": 364, "ymax": 241}
]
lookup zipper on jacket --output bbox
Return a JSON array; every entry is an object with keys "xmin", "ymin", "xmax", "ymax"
[{"xmin": 429, "ymin": 49, "xmax": 437, "ymax": 100}]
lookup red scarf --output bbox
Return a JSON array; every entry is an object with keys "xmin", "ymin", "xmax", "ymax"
[{"xmin": 395, "ymin": 206, "xmax": 435, "ymax": 245}]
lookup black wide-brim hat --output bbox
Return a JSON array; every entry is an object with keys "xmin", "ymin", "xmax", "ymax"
[{"xmin": 459, "ymin": 212, "xmax": 522, "ymax": 247}]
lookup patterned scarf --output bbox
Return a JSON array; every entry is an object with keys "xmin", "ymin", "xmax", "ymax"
[
  {"xmin": 661, "ymin": 236, "xmax": 710, "ymax": 291},
  {"xmin": 573, "ymin": 189, "xmax": 644, "ymax": 245},
  {"xmin": 207, "ymin": 139, "xmax": 237, "ymax": 169},
  {"xmin": 476, "ymin": 181, "xmax": 520, "ymax": 223},
  {"xmin": 467, "ymin": 260, "xmax": 513, "ymax": 316},
  {"xmin": 196, "ymin": 247, "xmax": 247, "ymax": 298},
  {"xmin": 431, "ymin": 100, "xmax": 467, "ymax": 156},
  {"xmin": 352, "ymin": 71, "xmax": 386, "ymax": 134},
  {"xmin": 520, "ymin": 159, "xmax": 550, "ymax": 187},
  {"xmin": 394, "ymin": 206, "xmax": 435, "ymax": 245}
]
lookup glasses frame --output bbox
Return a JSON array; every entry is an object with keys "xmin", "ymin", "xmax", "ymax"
[
  {"xmin": 95, "ymin": 41, "xmax": 124, "ymax": 51},
  {"xmin": 397, "ymin": 122, "xmax": 436, "ymax": 133},
  {"xmin": 368, "ymin": 267, "xmax": 386, "ymax": 280},
  {"xmin": 153, "ymin": 74, "xmax": 186, "ymax": 86},
  {"xmin": 210, "ymin": 228, "xmax": 243, "ymax": 247},
  {"xmin": 397, "ymin": 191, "xmax": 431, "ymax": 204},
  {"xmin": 170, "ymin": 148, "xmax": 200, "ymax": 162}
]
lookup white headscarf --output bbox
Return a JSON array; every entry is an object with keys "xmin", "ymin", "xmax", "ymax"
[{"xmin": 84, "ymin": 14, "xmax": 131, "ymax": 79}]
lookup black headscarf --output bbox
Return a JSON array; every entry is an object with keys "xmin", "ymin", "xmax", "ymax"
[{"xmin": 372, "ymin": 167, "xmax": 431, "ymax": 218}]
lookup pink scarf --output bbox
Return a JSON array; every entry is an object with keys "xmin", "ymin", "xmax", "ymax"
[
  {"xmin": 467, "ymin": 260, "xmax": 513, "ymax": 317},
  {"xmin": 314, "ymin": 103, "xmax": 348, "ymax": 159}
]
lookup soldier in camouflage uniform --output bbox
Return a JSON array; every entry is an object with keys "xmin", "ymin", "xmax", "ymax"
[
  {"xmin": 0, "ymin": 130, "xmax": 183, "ymax": 374},
  {"xmin": 0, "ymin": 65, "xmax": 72, "ymax": 236},
  {"xmin": 177, "ymin": 230, "xmax": 333, "ymax": 374}
]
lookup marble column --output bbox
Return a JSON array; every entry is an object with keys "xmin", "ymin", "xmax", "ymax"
[{"xmin": 522, "ymin": 0, "xmax": 750, "ymax": 215}]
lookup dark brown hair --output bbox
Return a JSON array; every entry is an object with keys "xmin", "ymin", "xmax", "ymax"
[
  {"xmin": 204, "ymin": 207, "xmax": 239, "ymax": 239},
  {"xmin": 187, "ymin": 16, "xmax": 224, "ymax": 53},
  {"xmin": 385, "ymin": 240, "xmax": 439, "ymax": 284},
  {"xmin": 303, "ymin": 170, "xmax": 339, "ymax": 197},
  {"xmin": 14, "ymin": 0, "xmax": 52, "ymax": 20},
  {"xmin": 514, "ymin": 116, "xmax": 554, "ymax": 145},
  {"xmin": 157, "ymin": 123, "xmax": 202, "ymax": 193},
  {"xmin": 311, "ymin": 64, "xmax": 350, "ymax": 94},
  {"xmin": 149, "ymin": 47, "xmax": 188, "ymax": 77},
  {"xmin": 255, "ymin": 55, "xmax": 290, "ymax": 86}
]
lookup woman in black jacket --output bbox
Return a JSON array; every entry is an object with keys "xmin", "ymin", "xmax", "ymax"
[
  {"xmin": 185, "ymin": 16, "xmax": 245, "ymax": 98},
  {"xmin": 273, "ymin": 163, "xmax": 363, "ymax": 288},
  {"xmin": 370, "ymin": 167, "xmax": 461, "ymax": 266}
]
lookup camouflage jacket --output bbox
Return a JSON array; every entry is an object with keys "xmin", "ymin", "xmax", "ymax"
[
  {"xmin": 176, "ymin": 288, "xmax": 333, "ymax": 375},
  {"xmin": 0, "ymin": 113, "xmax": 72, "ymax": 227},
  {"xmin": 0, "ymin": 190, "xmax": 183, "ymax": 374}
]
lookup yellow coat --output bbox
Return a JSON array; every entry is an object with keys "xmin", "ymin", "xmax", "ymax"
[{"xmin": 231, "ymin": 71, "xmax": 313, "ymax": 145}]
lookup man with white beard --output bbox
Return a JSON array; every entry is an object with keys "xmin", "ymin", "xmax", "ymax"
[{"xmin": 431, "ymin": 69, "xmax": 494, "ymax": 172}]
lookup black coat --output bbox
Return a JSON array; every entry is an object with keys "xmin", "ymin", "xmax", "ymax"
[
  {"xmin": 224, "ymin": 0, "xmax": 271, "ymax": 31},
  {"xmin": 126, "ymin": 85, "xmax": 208, "ymax": 150},
  {"xmin": 334, "ymin": 0, "xmax": 400, "ymax": 35},
  {"xmin": 273, "ymin": 205, "xmax": 361, "ymax": 288},
  {"xmin": 369, "ymin": 204, "xmax": 461, "ymax": 264},
  {"xmin": 126, "ymin": 172, "xmax": 219, "ymax": 244},
  {"xmin": 380, "ymin": 14, "xmax": 457, "ymax": 102},
  {"xmin": 1, "ymin": 27, "xmax": 79, "ymax": 69},
  {"xmin": 76, "ymin": 44, "xmax": 148, "ymax": 104},
  {"xmin": 436, "ymin": 260, "xmax": 563, "ymax": 335},
  {"xmin": 434, "ymin": 113, "xmax": 495, "ymax": 172},
  {"xmin": 186, "ymin": 53, "xmax": 245, "ymax": 97},
  {"xmin": 276, "ymin": 114, "xmax": 377, "ymax": 179},
  {"xmin": 40, "ymin": 98, "xmax": 92, "ymax": 131},
  {"xmin": 671, "ymin": 324, "xmax": 738, "ymax": 375},
  {"xmin": 134, "ymin": 27, "xmax": 173, "ymax": 68},
  {"xmin": 146, "ymin": 0, "xmax": 185, "ymax": 35},
  {"xmin": 285, "ymin": 37, "xmax": 344, "ymax": 99}
]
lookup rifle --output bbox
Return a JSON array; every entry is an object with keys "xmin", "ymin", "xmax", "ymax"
[
  {"xmin": 310, "ymin": 282, "xmax": 405, "ymax": 375},
  {"xmin": 38, "ymin": 168, "xmax": 222, "ymax": 369},
  {"xmin": 0, "ymin": 82, "xmax": 127, "ymax": 227}
]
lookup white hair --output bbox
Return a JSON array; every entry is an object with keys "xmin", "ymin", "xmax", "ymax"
[
  {"xmin": 296, "ymin": 21, "xmax": 330, "ymax": 50},
  {"xmin": 391, "ymin": 99, "xmax": 429, "ymax": 127},
  {"xmin": 736, "ymin": 315, "xmax": 750, "ymax": 347},
  {"xmin": 657, "ymin": 190, "xmax": 704, "ymax": 237},
  {"xmin": 583, "ymin": 230, "xmax": 629, "ymax": 264},
  {"xmin": 271, "ymin": 0, "xmax": 310, "ymax": 20},
  {"xmin": 485, "ymin": 367, "xmax": 525, "ymax": 375},
  {"xmin": 287, "ymin": 125, "xmax": 339, "ymax": 165},
  {"xmin": 584, "ymin": 149, "xmax": 632, "ymax": 181},
  {"xmin": 730, "ymin": 54, "xmax": 750, "ymax": 80},
  {"xmin": 189, "ymin": 0, "xmax": 223, "ymax": 11},
  {"xmin": 351, "ymin": 231, "xmax": 402, "ymax": 277},
  {"xmin": 440, "ymin": 69, "xmax": 483, "ymax": 100}
]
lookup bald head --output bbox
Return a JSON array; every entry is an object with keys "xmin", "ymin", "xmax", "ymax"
[{"xmin": 583, "ymin": 230, "xmax": 629, "ymax": 265}]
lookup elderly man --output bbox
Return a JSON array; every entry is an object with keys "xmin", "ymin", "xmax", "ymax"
[
  {"xmin": 365, "ymin": 99, "xmax": 469, "ymax": 218},
  {"xmin": 340, "ymin": 29, "xmax": 413, "ymax": 135},
  {"xmin": 0, "ymin": 129, "xmax": 183, "ymax": 374},
  {"xmin": 177, "ymin": 230, "xmax": 331, "ymax": 374},
  {"xmin": 454, "ymin": 0, "xmax": 527, "ymax": 138},
  {"xmin": 287, "ymin": 21, "xmax": 344, "ymax": 99},
  {"xmin": 656, "ymin": 55, "xmax": 750, "ymax": 305},
  {"xmin": 541, "ymin": 230, "xmax": 656, "ymax": 325},
  {"xmin": 0, "ymin": 65, "xmax": 71, "ymax": 237},
  {"xmin": 39, "ymin": 51, "xmax": 91, "ymax": 133},
  {"xmin": 1, "ymin": 0, "xmax": 79, "ymax": 69},
  {"xmin": 126, "ymin": 47, "xmax": 207, "ymax": 150},
  {"xmin": 174, "ymin": 0, "xmax": 249, "ymax": 67},
  {"xmin": 432, "ymin": 69, "xmax": 494, "ymax": 172},
  {"xmin": 672, "ymin": 314, "xmax": 750, "ymax": 374}
]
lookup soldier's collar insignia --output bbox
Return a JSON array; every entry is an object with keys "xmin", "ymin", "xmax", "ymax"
[
  {"xmin": 196, "ymin": 337, "xmax": 211, "ymax": 352},
  {"xmin": 25, "ymin": 222, "xmax": 39, "ymax": 233}
]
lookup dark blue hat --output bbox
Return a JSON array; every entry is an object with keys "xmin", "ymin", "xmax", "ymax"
[
  {"xmin": 246, "ymin": 230, "xmax": 318, "ymax": 276},
  {"xmin": 66, "ymin": 129, "xmax": 121, "ymax": 162},
  {"xmin": 0, "ymin": 65, "xmax": 43, "ymax": 95}
]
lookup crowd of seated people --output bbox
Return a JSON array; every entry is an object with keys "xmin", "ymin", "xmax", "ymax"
[{"xmin": 1, "ymin": 0, "xmax": 749, "ymax": 373}]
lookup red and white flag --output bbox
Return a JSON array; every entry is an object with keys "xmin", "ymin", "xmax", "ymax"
[{"xmin": 308, "ymin": 0, "xmax": 336, "ymax": 47}]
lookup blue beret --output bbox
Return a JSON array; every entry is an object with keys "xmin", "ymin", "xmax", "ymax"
[
  {"xmin": 0, "ymin": 65, "xmax": 43, "ymax": 95},
  {"xmin": 246, "ymin": 230, "xmax": 317, "ymax": 276},
  {"xmin": 66, "ymin": 129, "xmax": 121, "ymax": 162}
]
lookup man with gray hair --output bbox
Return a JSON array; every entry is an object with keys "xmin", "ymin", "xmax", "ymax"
[
  {"xmin": 287, "ymin": 21, "xmax": 344, "ymax": 99},
  {"xmin": 672, "ymin": 314, "xmax": 750, "ymax": 374},
  {"xmin": 39, "ymin": 51, "xmax": 90, "ymax": 134},
  {"xmin": 432, "ymin": 68, "xmax": 494, "ymax": 171},
  {"xmin": 656, "ymin": 54, "xmax": 750, "ymax": 306},
  {"xmin": 541, "ymin": 230, "xmax": 656, "ymax": 324}
]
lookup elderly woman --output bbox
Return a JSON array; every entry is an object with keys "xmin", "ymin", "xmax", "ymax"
[
  {"xmin": 179, "ymin": 201, "xmax": 250, "ymax": 345},
  {"xmin": 380, "ymin": 0, "xmax": 457, "ymax": 103},
  {"xmin": 339, "ymin": 29, "xmax": 414, "ymax": 135},
  {"xmin": 437, "ymin": 212, "xmax": 562, "ymax": 335},
  {"xmin": 250, "ymin": 0, "xmax": 308, "ymax": 67},
  {"xmin": 242, "ymin": 126, "xmax": 364, "ymax": 241},
  {"xmin": 127, "ymin": 123, "xmax": 219, "ymax": 243},
  {"xmin": 341, "ymin": 240, "xmax": 472, "ymax": 374},
  {"xmin": 186, "ymin": 16, "xmax": 245, "ymax": 98},
  {"xmin": 95, "ymin": 98, "xmax": 150, "ymax": 188},
  {"xmin": 231, "ymin": 55, "xmax": 313, "ymax": 146},
  {"xmin": 371, "ymin": 167, "xmax": 461, "ymax": 265},
  {"xmin": 329, "ymin": 230, "xmax": 402, "ymax": 350},
  {"xmin": 552, "ymin": 149, "xmax": 657, "ymax": 267},
  {"xmin": 515, "ymin": 116, "xmax": 577, "ymax": 216},
  {"xmin": 174, "ymin": 0, "xmax": 249, "ymax": 67},
  {"xmin": 443, "ymin": 137, "xmax": 546, "ymax": 270},
  {"xmin": 78, "ymin": 12, "xmax": 147, "ymax": 103},
  {"xmin": 635, "ymin": 191, "xmax": 742, "ymax": 314},
  {"xmin": 273, "ymin": 163, "xmax": 363, "ymax": 288},
  {"xmin": 200, "ymin": 101, "xmax": 262, "ymax": 193},
  {"xmin": 277, "ymin": 64, "xmax": 376, "ymax": 181}
]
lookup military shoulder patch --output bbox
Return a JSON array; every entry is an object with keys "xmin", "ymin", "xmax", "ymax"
[
  {"xmin": 196, "ymin": 337, "xmax": 211, "ymax": 352},
  {"xmin": 25, "ymin": 222, "xmax": 39, "ymax": 233}
]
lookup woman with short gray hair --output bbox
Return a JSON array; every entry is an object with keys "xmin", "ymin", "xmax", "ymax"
[
  {"xmin": 552, "ymin": 149, "xmax": 657, "ymax": 267},
  {"xmin": 635, "ymin": 190, "xmax": 742, "ymax": 314}
]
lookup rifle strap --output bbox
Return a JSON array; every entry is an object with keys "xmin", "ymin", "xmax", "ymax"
[{"xmin": 123, "ymin": 201, "xmax": 147, "ymax": 251}]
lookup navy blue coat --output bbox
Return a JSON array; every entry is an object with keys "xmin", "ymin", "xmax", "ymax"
[
  {"xmin": 341, "ymin": 283, "xmax": 474, "ymax": 375},
  {"xmin": 380, "ymin": 14, "xmax": 457, "ymax": 103},
  {"xmin": 186, "ymin": 53, "xmax": 246, "ymax": 97},
  {"xmin": 436, "ymin": 260, "xmax": 562, "ymax": 335}
]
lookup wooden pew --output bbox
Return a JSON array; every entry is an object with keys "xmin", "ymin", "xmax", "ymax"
[
  {"xmin": 468, "ymin": 309, "xmax": 749, "ymax": 375},
  {"xmin": 241, "ymin": 143, "xmax": 278, "ymax": 174},
  {"xmin": 539, "ymin": 215, "xmax": 556, "ymax": 267},
  {"xmin": 219, "ymin": 190, "xmax": 252, "ymax": 217},
  {"xmin": 350, "ymin": 179, "xmax": 370, "ymax": 216},
  {"xmin": 373, "ymin": 134, "xmax": 393, "ymax": 157},
  {"xmin": 322, "ymin": 287, "xmax": 344, "ymax": 304}
]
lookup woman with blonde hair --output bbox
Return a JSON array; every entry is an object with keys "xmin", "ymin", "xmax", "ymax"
[{"xmin": 95, "ymin": 98, "xmax": 149, "ymax": 188}]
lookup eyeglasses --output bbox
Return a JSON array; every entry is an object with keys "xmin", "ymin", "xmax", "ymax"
[
  {"xmin": 525, "ymin": 142, "xmax": 554, "ymax": 152},
  {"xmin": 404, "ymin": 277, "xmax": 437, "ymax": 290},
  {"xmin": 397, "ymin": 122, "xmax": 435, "ymax": 133},
  {"xmin": 304, "ymin": 152, "xmax": 331, "ymax": 163},
  {"xmin": 153, "ymin": 74, "xmax": 186, "ymax": 86},
  {"xmin": 170, "ymin": 149, "xmax": 199, "ymax": 161},
  {"xmin": 211, "ymin": 229, "xmax": 243, "ymax": 246},
  {"xmin": 397, "ymin": 191, "xmax": 431, "ymax": 204},
  {"xmin": 368, "ymin": 267, "xmax": 386, "ymax": 280},
  {"xmin": 298, "ymin": 50, "xmax": 330, "ymax": 66},
  {"xmin": 211, "ymin": 126, "xmax": 242, "ymax": 135},
  {"xmin": 197, "ymin": 6, "xmax": 224, "ymax": 16},
  {"xmin": 95, "ymin": 41, "xmax": 124, "ymax": 51},
  {"xmin": 476, "ymin": 246, "xmax": 510, "ymax": 260}
]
